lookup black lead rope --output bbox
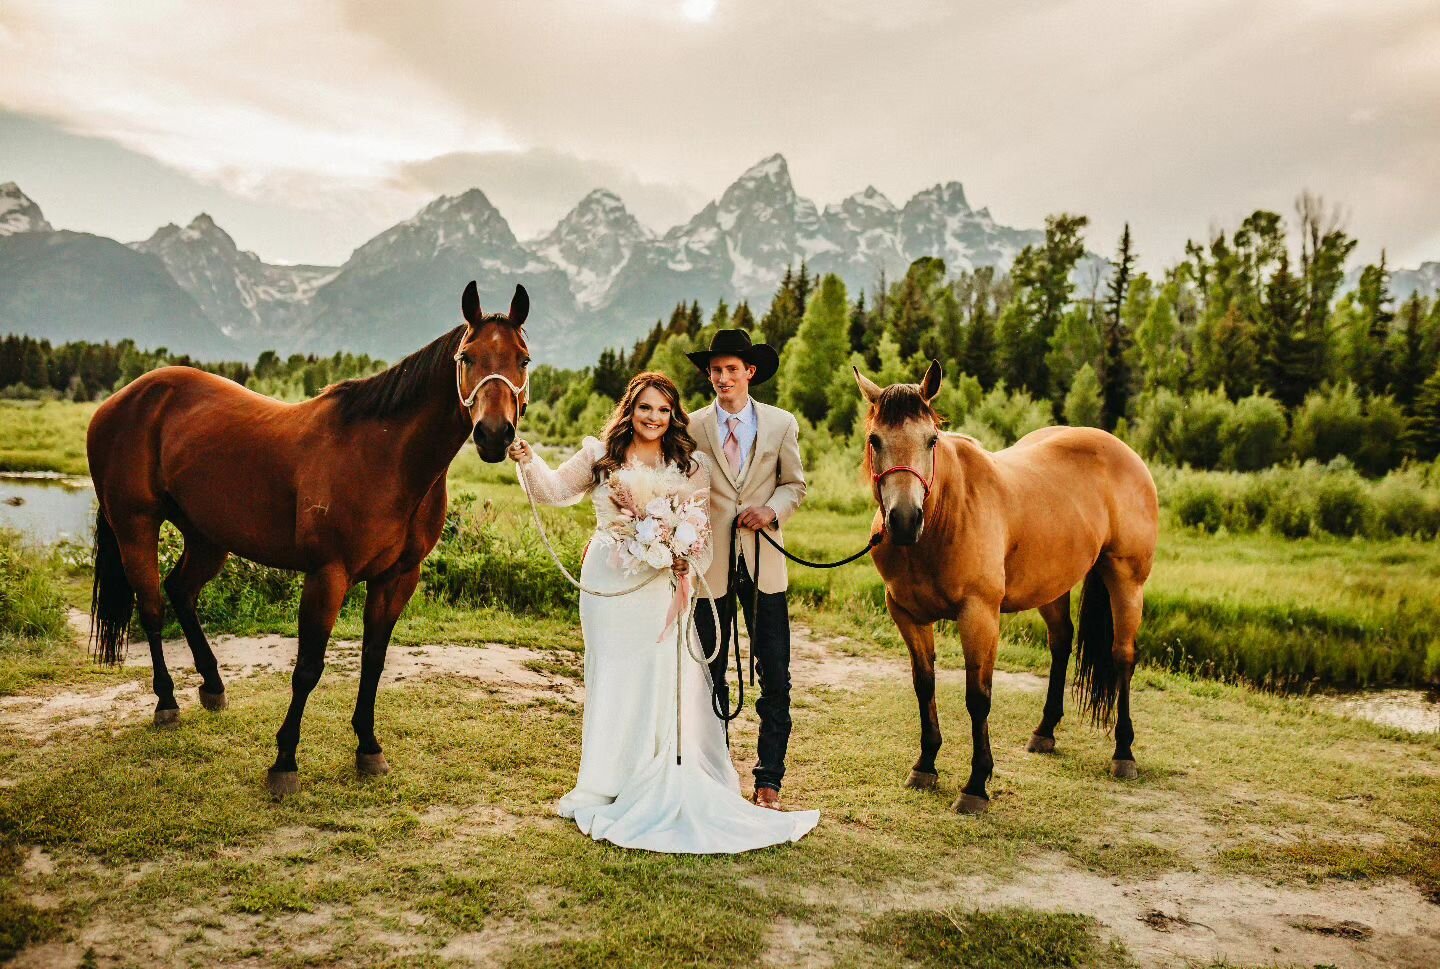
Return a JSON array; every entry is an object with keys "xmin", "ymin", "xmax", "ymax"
[{"xmin": 708, "ymin": 518, "xmax": 882, "ymax": 729}]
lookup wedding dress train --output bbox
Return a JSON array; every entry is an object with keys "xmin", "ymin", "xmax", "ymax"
[{"xmin": 519, "ymin": 436, "xmax": 819, "ymax": 853}]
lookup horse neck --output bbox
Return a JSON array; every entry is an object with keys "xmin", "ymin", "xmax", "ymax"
[
  {"xmin": 925, "ymin": 437, "xmax": 973, "ymax": 537},
  {"xmin": 388, "ymin": 372, "xmax": 474, "ymax": 496}
]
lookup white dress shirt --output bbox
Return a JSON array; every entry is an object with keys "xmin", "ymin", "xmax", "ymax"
[{"xmin": 715, "ymin": 397, "xmax": 758, "ymax": 475}]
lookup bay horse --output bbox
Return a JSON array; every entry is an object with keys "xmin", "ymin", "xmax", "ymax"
[
  {"xmin": 856, "ymin": 361, "xmax": 1158, "ymax": 814},
  {"xmin": 87, "ymin": 282, "xmax": 530, "ymax": 798}
]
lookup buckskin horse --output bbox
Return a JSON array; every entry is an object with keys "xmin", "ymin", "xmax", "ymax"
[
  {"xmin": 87, "ymin": 282, "xmax": 530, "ymax": 797},
  {"xmin": 856, "ymin": 361, "xmax": 1158, "ymax": 814}
]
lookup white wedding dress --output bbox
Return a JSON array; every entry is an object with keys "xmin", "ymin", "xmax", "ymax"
[{"xmin": 518, "ymin": 436, "xmax": 819, "ymax": 853}]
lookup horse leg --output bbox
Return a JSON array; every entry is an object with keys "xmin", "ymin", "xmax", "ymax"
[
  {"xmin": 953, "ymin": 598, "xmax": 999, "ymax": 814},
  {"xmin": 1103, "ymin": 562, "xmax": 1146, "ymax": 779},
  {"xmin": 164, "ymin": 531, "xmax": 230, "ymax": 711},
  {"xmin": 886, "ymin": 593, "xmax": 941, "ymax": 791},
  {"xmin": 111, "ymin": 512, "xmax": 178, "ymax": 726},
  {"xmin": 352, "ymin": 566, "xmax": 421, "ymax": 777},
  {"xmin": 1027, "ymin": 592, "xmax": 1073, "ymax": 754},
  {"xmin": 268, "ymin": 566, "xmax": 349, "ymax": 798}
]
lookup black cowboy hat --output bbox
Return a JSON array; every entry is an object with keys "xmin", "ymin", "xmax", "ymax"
[{"xmin": 686, "ymin": 329, "xmax": 780, "ymax": 385}]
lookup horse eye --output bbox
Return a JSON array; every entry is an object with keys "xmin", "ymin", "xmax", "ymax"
[
  {"xmin": 929, "ymin": 437, "xmax": 938, "ymax": 449},
  {"xmin": 868, "ymin": 434, "xmax": 881, "ymax": 450},
  {"xmin": 521, "ymin": 357, "xmax": 531, "ymax": 369}
]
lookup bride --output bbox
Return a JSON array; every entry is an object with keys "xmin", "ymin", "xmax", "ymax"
[{"xmin": 507, "ymin": 371, "xmax": 819, "ymax": 853}]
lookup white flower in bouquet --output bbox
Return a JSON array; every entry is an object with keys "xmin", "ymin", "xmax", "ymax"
[{"xmin": 642, "ymin": 541, "xmax": 674, "ymax": 570}]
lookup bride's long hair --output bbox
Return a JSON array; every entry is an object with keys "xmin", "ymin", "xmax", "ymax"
[{"xmin": 594, "ymin": 372, "xmax": 698, "ymax": 482}]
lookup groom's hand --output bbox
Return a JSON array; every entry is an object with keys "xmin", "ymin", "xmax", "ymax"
[{"xmin": 737, "ymin": 505, "xmax": 777, "ymax": 530}]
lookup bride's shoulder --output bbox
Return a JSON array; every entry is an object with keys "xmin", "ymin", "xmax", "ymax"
[{"xmin": 580, "ymin": 435, "xmax": 606, "ymax": 459}]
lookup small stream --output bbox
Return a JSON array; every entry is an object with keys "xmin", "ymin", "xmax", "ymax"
[{"xmin": 0, "ymin": 473, "xmax": 95, "ymax": 546}]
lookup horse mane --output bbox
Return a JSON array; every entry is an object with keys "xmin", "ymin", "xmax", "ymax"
[
  {"xmin": 872, "ymin": 384, "xmax": 944, "ymax": 427},
  {"xmin": 325, "ymin": 324, "xmax": 469, "ymax": 423}
]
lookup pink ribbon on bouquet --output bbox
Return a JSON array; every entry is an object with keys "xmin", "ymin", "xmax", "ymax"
[{"xmin": 657, "ymin": 568, "xmax": 693, "ymax": 643}]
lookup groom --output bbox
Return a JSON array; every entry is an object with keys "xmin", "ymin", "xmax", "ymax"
[{"xmin": 686, "ymin": 329, "xmax": 807, "ymax": 811}]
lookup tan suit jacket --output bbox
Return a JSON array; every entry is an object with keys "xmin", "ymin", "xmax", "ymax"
[{"xmin": 691, "ymin": 400, "xmax": 806, "ymax": 597}]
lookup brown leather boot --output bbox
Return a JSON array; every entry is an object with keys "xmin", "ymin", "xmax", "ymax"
[{"xmin": 752, "ymin": 787, "xmax": 781, "ymax": 811}]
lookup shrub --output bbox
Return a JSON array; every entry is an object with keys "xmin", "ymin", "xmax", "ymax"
[
  {"xmin": 1171, "ymin": 388, "xmax": 1232, "ymax": 469},
  {"xmin": 1313, "ymin": 470, "xmax": 1371, "ymax": 536},
  {"xmin": 1354, "ymin": 395, "xmax": 1407, "ymax": 476},
  {"xmin": 1263, "ymin": 485, "xmax": 1315, "ymax": 538},
  {"xmin": 421, "ymin": 493, "xmax": 583, "ymax": 616},
  {"xmin": 1220, "ymin": 393, "xmax": 1287, "ymax": 471},
  {"xmin": 1172, "ymin": 481, "xmax": 1225, "ymax": 532},
  {"xmin": 1292, "ymin": 382, "xmax": 1365, "ymax": 465}
]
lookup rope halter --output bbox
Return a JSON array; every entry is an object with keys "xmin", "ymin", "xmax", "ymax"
[
  {"xmin": 871, "ymin": 463, "xmax": 933, "ymax": 502},
  {"xmin": 454, "ymin": 348, "xmax": 528, "ymax": 418}
]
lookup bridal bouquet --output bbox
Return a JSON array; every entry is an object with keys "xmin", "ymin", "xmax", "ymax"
[{"xmin": 599, "ymin": 464, "xmax": 710, "ymax": 575}]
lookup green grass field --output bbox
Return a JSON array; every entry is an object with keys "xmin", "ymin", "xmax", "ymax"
[{"xmin": 2, "ymin": 401, "xmax": 1439, "ymax": 967}]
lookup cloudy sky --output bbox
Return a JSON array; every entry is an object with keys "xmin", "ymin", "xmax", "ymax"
[{"xmin": 2, "ymin": 0, "xmax": 1437, "ymax": 269}]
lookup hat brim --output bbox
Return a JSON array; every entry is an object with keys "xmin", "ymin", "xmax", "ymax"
[{"xmin": 686, "ymin": 344, "xmax": 779, "ymax": 386}]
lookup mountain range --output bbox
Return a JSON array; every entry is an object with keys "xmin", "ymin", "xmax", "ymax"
[{"xmin": 2, "ymin": 163, "xmax": 1436, "ymax": 368}]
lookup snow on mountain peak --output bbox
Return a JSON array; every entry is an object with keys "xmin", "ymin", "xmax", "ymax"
[{"xmin": 0, "ymin": 182, "xmax": 54, "ymax": 235}]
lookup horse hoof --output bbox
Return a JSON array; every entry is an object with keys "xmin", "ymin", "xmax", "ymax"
[
  {"xmin": 153, "ymin": 708, "xmax": 180, "ymax": 728},
  {"xmin": 1110, "ymin": 758, "xmax": 1139, "ymax": 780},
  {"xmin": 952, "ymin": 793, "xmax": 990, "ymax": 815},
  {"xmin": 356, "ymin": 752, "xmax": 390, "ymax": 776},
  {"xmin": 1026, "ymin": 733, "xmax": 1056, "ymax": 754},
  {"xmin": 198, "ymin": 687, "xmax": 227, "ymax": 712},
  {"xmin": 906, "ymin": 769, "xmax": 939, "ymax": 790},
  {"xmin": 266, "ymin": 769, "xmax": 300, "ymax": 799}
]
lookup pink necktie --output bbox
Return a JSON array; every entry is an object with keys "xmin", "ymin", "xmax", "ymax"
[{"xmin": 724, "ymin": 415, "xmax": 742, "ymax": 475}]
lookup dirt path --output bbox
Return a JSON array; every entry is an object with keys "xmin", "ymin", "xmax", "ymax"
[{"xmin": 3, "ymin": 614, "xmax": 1437, "ymax": 968}]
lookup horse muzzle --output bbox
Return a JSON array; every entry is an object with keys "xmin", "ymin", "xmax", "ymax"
[
  {"xmin": 886, "ymin": 505, "xmax": 925, "ymax": 546},
  {"xmin": 472, "ymin": 420, "xmax": 515, "ymax": 464}
]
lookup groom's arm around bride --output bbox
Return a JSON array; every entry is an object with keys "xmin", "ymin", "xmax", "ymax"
[{"xmin": 683, "ymin": 329, "xmax": 806, "ymax": 810}]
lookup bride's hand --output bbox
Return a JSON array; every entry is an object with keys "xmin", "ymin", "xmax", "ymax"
[{"xmin": 507, "ymin": 440, "xmax": 533, "ymax": 465}]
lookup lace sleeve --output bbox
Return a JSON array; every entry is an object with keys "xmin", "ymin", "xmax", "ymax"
[
  {"xmin": 517, "ymin": 436, "xmax": 603, "ymax": 507},
  {"xmin": 686, "ymin": 452, "xmax": 714, "ymax": 577}
]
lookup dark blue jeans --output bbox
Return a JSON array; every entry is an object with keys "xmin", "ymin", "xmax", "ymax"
[{"xmin": 695, "ymin": 563, "xmax": 792, "ymax": 792}]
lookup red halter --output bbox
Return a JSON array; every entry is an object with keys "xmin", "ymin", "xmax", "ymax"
[{"xmin": 871, "ymin": 463, "xmax": 934, "ymax": 502}]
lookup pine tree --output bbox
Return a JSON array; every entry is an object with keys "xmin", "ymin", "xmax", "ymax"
[
  {"xmin": 1390, "ymin": 295, "xmax": 1428, "ymax": 408},
  {"xmin": 1404, "ymin": 364, "xmax": 1440, "ymax": 460},
  {"xmin": 777, "ymin": 274, "xmax": 850, "ymax": 424},
  {"xmin": 731, "ymin": 301, "xmax": 756, "ymax": 332},
  {"xmin": 761, "ymin": 266, "xmax": 805, "ymax": 350},
  {"xmin": 1259, "ymin": 251, "xmax": 1316, "ymax": 407},
  {"xmin": 1353, "ymin": 256, "xmax": 1395, "ymax": 396},
  {"xmin": 710, "ymin": 299, "xmax": 731, "ymax": 330},
  {"xmin": 1063, "ymin": 363, "xmax": 1104, "ymax": 427},
  {"xmin": 593, "ymin": 348, "xmax": 628, "ymax": 400},
  {"xmin": 995, "ymin": 214, "xmax": 1089, "ymax": 397},
  {"xmin": 687, "ymin": 301, "xmax": 703, "ymax": 336},
  {"xmin": 1100, "ymin": 224, "xmax": 1136, "ymax": 427},
  {"xmin": 887, "ymin": 257, "xmax": 944, "ymax": 359}
]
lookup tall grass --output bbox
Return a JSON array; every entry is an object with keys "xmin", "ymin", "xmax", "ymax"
[{"xmin": 0, "ymin": 529, "xmax": 74, "ymax": 695}]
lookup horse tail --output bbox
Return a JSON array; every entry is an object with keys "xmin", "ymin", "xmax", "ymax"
[
  {"xmin": 90, "ymin": 507, "xmax": 133, "ymax": 666},
  {"xmin": 1072, "ymin": 563, "xmax": 1118, "ymax": 728}
]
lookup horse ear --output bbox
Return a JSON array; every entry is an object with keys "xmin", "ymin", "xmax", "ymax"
[
  {"xmin": 509, "ymin": 284, "xmax": 529, "ymax": 326},
  {"xmin": 921, "ymin": 359, "xmax": 943, "ymax": 401},
  {"xmin": 462, "ymin": 281, "xmax": 481, "ymax": 325},
  {"xmin": 853, "ymin": 366, "xmax": 883, "ymax": 404}
]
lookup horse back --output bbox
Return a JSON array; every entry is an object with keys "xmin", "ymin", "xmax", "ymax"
[{"xmin": 989, "ymin": 427, "xmax": 1157, "ymax": 608}]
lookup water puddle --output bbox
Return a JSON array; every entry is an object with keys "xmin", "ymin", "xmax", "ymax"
[{"xmin": 1313, "ymin": 689, "xmax": 1440, "ymax": 734}]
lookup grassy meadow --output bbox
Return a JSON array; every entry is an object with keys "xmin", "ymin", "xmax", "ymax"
[{"xmin": 2, "ymin": 399, "xmax": 1439, "ymax": 967}]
